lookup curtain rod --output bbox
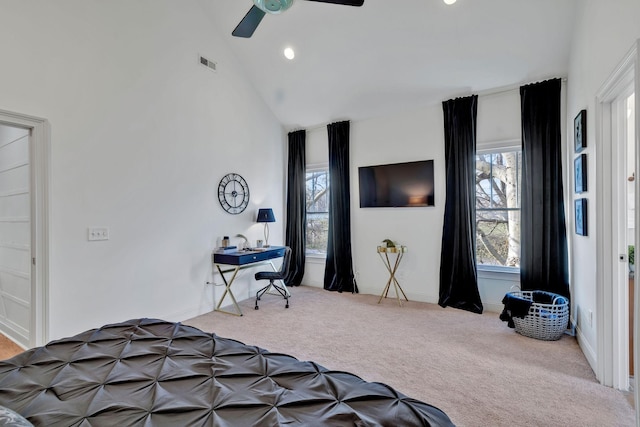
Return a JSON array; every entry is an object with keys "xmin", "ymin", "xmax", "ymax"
[
  {"xmin": 288, "ymin": 78, "xmax": 567, "ymax": 133},
  {"xmin": 288, "ymin": 119, "xmax": 350, "ymax": 134},
  {"xmin": 303, "ymin": 123, "xmax": 328, "ymax": 132},
  {"xmin": 475, "ymin": 77, "xmax": 568, "ymax": 98}
]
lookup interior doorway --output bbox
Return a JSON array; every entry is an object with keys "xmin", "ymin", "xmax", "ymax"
[
  {"xmin": 0, "ymin": 110, "xmax": 49, "ymax": 348},
  {"xmin": 595, "ymin": 40, "xmax": 639, "ymax": 422},
  {"xmin": 0, "ymin": 124, "xmax": 32, "ymax": 346},
  {"xmin": 609, "ymin": 79, "xmax": 635, "ymax": 393},
  {"xmin": 595, "ymin": 39, "xmax": 640, "ymax": 425}
]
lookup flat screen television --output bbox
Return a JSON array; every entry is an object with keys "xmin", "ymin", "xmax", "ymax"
[{"xmin": 358, "ymin": 160, "xmax": 434, "ymax": 208}]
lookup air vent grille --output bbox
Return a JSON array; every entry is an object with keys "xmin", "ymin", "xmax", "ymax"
[{"xmin": 199, "ymin": 55, "xmax": 217, "ymax": 72}]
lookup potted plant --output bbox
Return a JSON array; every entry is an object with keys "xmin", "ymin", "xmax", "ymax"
[
  {"xmin": 382, "ymin": 238, "xmax": 396, "ymax": 248},
  {"xmin": 379, "ymin": 239, "xmax": 398, "ymax": 253},
  {"xmin": 629, "ymin": 245, "xmax": 635, "ymax": 274}
]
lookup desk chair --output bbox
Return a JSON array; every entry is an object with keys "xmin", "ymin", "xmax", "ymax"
[{"xmin": 254, "ymin": 246, "xmax": 291, "ymax": 310}]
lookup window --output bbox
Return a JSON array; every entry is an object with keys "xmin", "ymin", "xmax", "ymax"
[
  {"xmin": 306, "ymin": 168, "xmax": 330, "ymax": 257},
  {"xmin": 475, "ymin": 149, "xmax": 521, "ymax": 268}
]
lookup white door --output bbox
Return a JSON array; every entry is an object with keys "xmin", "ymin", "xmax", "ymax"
[
  {"xmin": 0, "ymin": 124, "xmax": 31, "ymax": 347},
  {"xmin": 612, "ymin": 88, "xmax": 635, "ymax": 390},
  {"xmin": 624, "ymin": 93, "xmax": 636, "ymax": 381}
]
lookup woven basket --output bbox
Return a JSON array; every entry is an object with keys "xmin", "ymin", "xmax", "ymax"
[{"xmin": 508, "ymin": 290, "xmax": 569, "ymax": 341}]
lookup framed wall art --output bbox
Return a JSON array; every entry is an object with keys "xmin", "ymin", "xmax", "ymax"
[
  {"xmin": 574, "ymin": 109, "xmax": 587, "ymax": 152},
  {"xmin": 575, "ymin": 198, "xmax": 588, "ymax": 236},
  {"xmin": 574, "ymin": 153, "xmax": 587, "ymax": 193}
]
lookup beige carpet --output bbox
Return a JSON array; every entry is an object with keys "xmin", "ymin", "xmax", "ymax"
[{"xmin": 186, "ymin": 285, "xmax": 635, "ymax": 427}]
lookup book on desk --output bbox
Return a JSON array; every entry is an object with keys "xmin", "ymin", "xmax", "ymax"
[
  {"xmin": 214, "ymin": 246, "xmax": 270, "ymax": 254},
  {"xmin": 216, "ymin": 246, "xmax": 238, "ymax": 253}
]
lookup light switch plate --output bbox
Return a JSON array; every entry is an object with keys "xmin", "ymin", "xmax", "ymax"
[{"xmin": 88, "ymin": 227, "xmax": 109, "ymax": 241}]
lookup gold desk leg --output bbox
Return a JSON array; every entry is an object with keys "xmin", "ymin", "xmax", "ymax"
[{"xmin": 214, "ymin": 265, "xmax": 243, "ymax": 316}]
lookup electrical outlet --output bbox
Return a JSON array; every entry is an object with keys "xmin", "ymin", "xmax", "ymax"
[
  {"xmin": 88, "ymin": 227, "xmax": 109, "ymax": 241},
  {"xmin": 588, "ymin": 309, "xmax": 593, "ymax": 327}
]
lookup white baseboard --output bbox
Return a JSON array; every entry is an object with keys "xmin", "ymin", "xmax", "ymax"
[
  {"xmin": 576, "ymin": 322, "xmax": 597, "ymax": 375},
  {"xmin": 299, "ymin": 283, "xmax": 506, "ymax": 313},
  {"xmin": 0, "ymin": 328, "xmax": 28, "ymax": 350},
  {"xmin": 0, "ymin": 322, "xmax": 29, "ymax": 349},
  {"xmin": 483, "ymin": 302, "xmax": 504, "ymax": 314}
]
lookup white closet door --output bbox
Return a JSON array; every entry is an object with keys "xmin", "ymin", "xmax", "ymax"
[{"xmin": 0, "ymin": 124, "xmax": 31, "ymax": 345}]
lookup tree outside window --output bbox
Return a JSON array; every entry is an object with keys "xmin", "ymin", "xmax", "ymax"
[
  {"xmin": 476, "ymin": 150, "xmax": 521, "ymax": 268},
  {"xmin": 306, "ymin": 169, "xmax": 329, "ymax": 256}
]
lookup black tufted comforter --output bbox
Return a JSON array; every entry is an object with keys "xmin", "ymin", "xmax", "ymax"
[{"xmin": 0, "ymin": 318, "xmax": 454, "ymax": 426}]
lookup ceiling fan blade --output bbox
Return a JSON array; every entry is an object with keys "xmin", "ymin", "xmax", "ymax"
[
  {"xmin": 304, "ymin": 0, "xmax": 364, "ymax": 6},
  {"xmin": 232, "ymin": 6, "xmax": 266, "ymax": 38}
]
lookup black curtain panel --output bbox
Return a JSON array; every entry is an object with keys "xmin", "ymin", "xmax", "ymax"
[
  {"xmin": 324, "ymin": 121, "xmax": 358, "ymax": 293},
  {"xmin": 439, "ymin": 95, "xmax": 483, "ymax": 314},
  {"xmin": 284, "ymin": 130, "xmax": 306, "ymax": 286},
  {"xmin": 520, "ymin": 79, "xmax": 570, "ymax": 299}
]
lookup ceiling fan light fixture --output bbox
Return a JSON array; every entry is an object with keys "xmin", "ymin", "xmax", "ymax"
[
  {"xmin": 443, "ymin": 0, "xmax": 457, "ymax": 4},
  {"xmin": 254, "ymin": 0, "xmax": 294, "ymax": 14}
]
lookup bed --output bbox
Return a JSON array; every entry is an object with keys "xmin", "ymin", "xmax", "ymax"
[{"xmin": 0, "ymin": 318, "xmax": 454, "ymax": 426}]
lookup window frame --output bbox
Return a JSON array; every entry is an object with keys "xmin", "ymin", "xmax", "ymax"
[
  {"xmin": 476, "ymin": 140, "xmax": 521, "ymax": 274},
  {"xmin": 305, "ymin": 163, "xmax": 330, "ymax": 260}
]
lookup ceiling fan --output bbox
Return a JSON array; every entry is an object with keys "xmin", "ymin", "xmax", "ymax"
[{"xmin": 232, "ymin": 0, "xmax": 364, "ymax": 38}]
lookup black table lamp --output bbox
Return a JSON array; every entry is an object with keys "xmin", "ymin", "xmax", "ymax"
[{"xmin": 256, "ymin": 208, "xmax": 276, "ymax": 247}]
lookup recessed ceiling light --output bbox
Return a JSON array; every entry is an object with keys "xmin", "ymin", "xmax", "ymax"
[
  {"xmin": 284, "ymin": 47, "xmax": 295, "ymax": 60},
  {"xmin": 444, "ymin": 0, "xmax": 456, "ymax": 4}
]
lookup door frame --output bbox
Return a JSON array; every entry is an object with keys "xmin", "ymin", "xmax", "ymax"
[
  {"xmin": 595, "ymin": 39, "xmax": 639, "ymax": 416},
  {"xmin": 0, "ymin": 109, "xmax": 49, "ymax": 347}
]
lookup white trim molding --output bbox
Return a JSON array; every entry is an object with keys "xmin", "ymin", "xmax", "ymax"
[{"xmin": 594, "ymin": 39, "xmax": 638, "ymax": 416}]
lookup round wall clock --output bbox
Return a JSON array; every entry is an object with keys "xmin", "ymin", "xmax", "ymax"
[{"xmin": 218, "ymin": 173, "xmax": 250, "ymax": 214}]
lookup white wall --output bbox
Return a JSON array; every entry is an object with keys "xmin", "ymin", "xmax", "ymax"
[
  {"xmin": 302, "ymin": 89, "xmax": 525, "ymax": 312},
  {"xmin": 350, "ymin": 106, "xmax": 446, "ymax": 303},
  {"xmin": 302, "ymin": 108, "xmax": 446, "ymax": 300},
  {"xmin": 0, "ymin": 0, "xmax": 285, "ymax": 340},
  {"xmin": 566, "ymin": 0, "xmax": 640, "ymax": 369}
]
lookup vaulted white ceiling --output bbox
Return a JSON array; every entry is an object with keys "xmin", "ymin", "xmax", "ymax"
[{"xmin": 201, "ymin": 0, "xmax": 578, "ymax": 130}]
